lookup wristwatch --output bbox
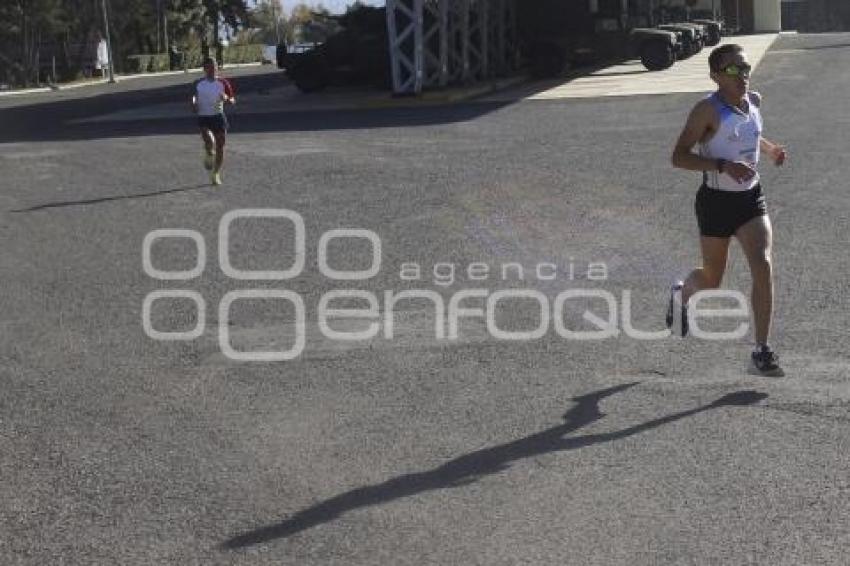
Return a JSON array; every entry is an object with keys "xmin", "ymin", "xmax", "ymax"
[{"xmin": 716, "ymin": 158, "xmax": 727, "ymax": 173}]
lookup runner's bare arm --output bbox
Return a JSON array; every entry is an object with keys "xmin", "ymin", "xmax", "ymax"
[
  {"xmin": 221, "ymin": 79, "xmax": 235, "ymax": 105},
  {"xmin": 671, "ymin": 101, "xmax": 720, "ymax": 172},
  {"xmin": 190, "ymin": 82, "xmax": 198, "ymax": 113},
  {"xmin": 760, "ymin": 137, "xmax": 787, "ymax": 166},
  {"xmin": 751, "ymin": 91, "xmax": 785, "ymax": 165}
]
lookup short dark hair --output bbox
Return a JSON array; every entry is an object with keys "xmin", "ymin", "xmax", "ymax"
[
  {"xmin": 202, "ymin": 56, "xmax": 217, "ymax": 67},
  {"xmin": 709, "ymin": 44, "xmax": 743, "ymax": 71}
]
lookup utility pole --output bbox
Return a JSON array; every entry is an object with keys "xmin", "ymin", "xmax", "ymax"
[
  {"xmin": 100, "ymin": 0, "xmax": 116, "ymax": 83},
  {"xmin": 163, "ymin": 2, "xmax": 169, "ymax": 54},
  {"xmin": 269, "ymin": 0, "xmax": 282, "ymax": 44},
  {"xmin": 737, "ymin": 0, "xmax": 741, "ymax": 31},
  {"xmin": 155, "ymin": 0, "xmax": 160, "ymax": 52}
]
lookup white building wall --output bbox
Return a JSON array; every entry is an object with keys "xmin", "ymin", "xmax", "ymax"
[
  {"xmin": 668, "ymin": 0, "xmax": 782, "ymax": 32},
  {"xmin": 754, "ymin": 0, "xmax": 782, "ymax": 31},
  {"xmin": 677, "ymin": 0, "xmax": 723, "ymax": 15}
]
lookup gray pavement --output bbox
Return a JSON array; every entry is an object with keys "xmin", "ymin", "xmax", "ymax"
[{"xmin": 2, "ymin": 33, "xmax": 850, "ymax": 565}]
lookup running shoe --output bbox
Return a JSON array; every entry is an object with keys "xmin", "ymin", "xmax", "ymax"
[
  {"xmin": 203, "ymin": 151, "xmax": 214, "ymax": 171},
  {"xmin": 666, "ymin": 281, "xmax": 688, "ymax": 337},
  {"xmin": 211, "ymin": 171, "xmax": 222, "ymax": 186},
  {"xmin": 749, "ymin": 345, "xmax": 785, "ymax": 377}
]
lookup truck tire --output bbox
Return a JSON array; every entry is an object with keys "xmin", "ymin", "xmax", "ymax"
[
  {"xmin": 294, "ymin": 72, "xmax": 328, "ymax": 93},
  {"xmin": 691, "ymin": 38, "xmax": 703, "ymax": 55},
  {"xmin": 291, "ymin": 53, "xmax": 330, "ymax": 93},
  {"xmin": 640, "ymin": 40, "xmax": 675, "ymax": 71},
  {"xmin": 679, "ymin": 36, "xmax": 695, "ymax": 59},
  {"xmin": 705, "ymin": 28, "xmax": 721, "ymax": 46}
]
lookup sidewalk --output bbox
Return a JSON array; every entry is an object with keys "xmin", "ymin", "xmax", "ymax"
[{"xmin": 482, "ymin": 34, "xmax": 778, "ymax": 102}]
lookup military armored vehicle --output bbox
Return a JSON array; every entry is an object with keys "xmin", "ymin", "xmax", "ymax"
[
  {"xmin": 283, "ymin": 6, "xmax": 390, "ymax": 93},
  {"xmin": 517, "ymin": 0, "xmax": 683, "ymax": 78}
]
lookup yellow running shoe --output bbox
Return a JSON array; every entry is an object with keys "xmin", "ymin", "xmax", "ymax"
[{"xmin": 211, "ymin": 171, "xmax": 222, "ymax": 186}]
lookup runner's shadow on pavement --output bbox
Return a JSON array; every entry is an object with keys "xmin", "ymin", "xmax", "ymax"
[
  {"xmin": 221, "ymin": 384, "xmax": 767, "ymax": 549},
  {"xmin": 9, "ymin": 183, "xmax": 210, "ymax": 212}
]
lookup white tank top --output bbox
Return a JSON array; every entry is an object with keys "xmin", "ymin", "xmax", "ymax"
[{"xmin": 699, "ymin": 91, "xmax": 763, "ymax": 191}]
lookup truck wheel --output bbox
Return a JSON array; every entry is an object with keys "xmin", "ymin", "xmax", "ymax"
[
  {"xmin": 531, "ymin": 44, "xmax": 566, "ymax": 79},
  {"xmin": 692, "ymin": 39, "xmax": 703, "ymax": 55},
  {"xmin": 705, "ymin": 29, "xmax": 721, "ymax": 46},
  {"xmin": 294, "ymin": 72, "xmax": 328, "ymax": 93},
  {"xmin": 640, "ymin": 41, "xmax": 675, "ymax": 71},
  {"xmin": 679, "ymin": 38, "xmax": 695, "ymax": 59},
  {"xmin": 291, "ymin": 55, "xmax": 330, "ymax": 93}
]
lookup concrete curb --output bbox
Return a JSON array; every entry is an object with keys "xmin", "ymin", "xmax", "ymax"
[
  {"xmin": 0, "ymin": 86, "xmax": 55, "ymax": 97},
  {"xmin": 356, "ymin": 75, "xmax": 528, "ymax": 109},
  {"xmin": 0, "ymin": 62, "xmax": 265, "ymax": 98}
]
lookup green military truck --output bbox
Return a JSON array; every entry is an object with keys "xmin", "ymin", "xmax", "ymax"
[{"xmin": 517, "ymin": 0, "xmax": 682, "ymax": 77}]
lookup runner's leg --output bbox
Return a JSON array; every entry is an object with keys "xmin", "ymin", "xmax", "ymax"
[
  {"xmin": 735, "ymin": 215, "xmax": 773, "ymax": 345},
  {"xmin": 213, "ymin": 130, "xmax": 226, "ymax": 173},
  {"xmin": 200, "ymin": 127, "xmax": 214, "ymax": 155},
  {"xmin": 682, "ymin": 236, "xmax": 731, "ymax": 304}
]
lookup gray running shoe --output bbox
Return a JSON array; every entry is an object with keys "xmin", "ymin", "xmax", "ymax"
[
  {"xmin": 666, "ymin": 281, "xmax": 688, "ymax": 337},
  {"xmin": 749, "ymin": 345, "xmax": 785, "ymax": 377}
]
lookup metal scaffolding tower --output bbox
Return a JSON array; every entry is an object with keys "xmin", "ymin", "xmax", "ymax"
[{"xmin": 386, "ymin": 0, "xmax": 519, "ymax": 95}]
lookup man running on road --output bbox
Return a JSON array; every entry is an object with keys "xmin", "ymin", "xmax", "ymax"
[
  {"xmin": 670, "ymin": 43, "xmax": 787, "ymax": 377},
  {"xmin": 191, "ymin": 57, "xmax": 234, "ymax": 186}
]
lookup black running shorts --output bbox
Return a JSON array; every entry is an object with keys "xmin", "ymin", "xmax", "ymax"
[
  {"xmin": 695, "ymin": 183, "xmax": 767, "ymax": 238},
  {"xmin": 197, "ymin": 114, "xmax": 228, "ymax": 133}
]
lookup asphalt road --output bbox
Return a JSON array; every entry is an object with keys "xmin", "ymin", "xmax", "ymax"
[{"xmin": 2, "ymin": 34, "xmax": 850, "ymax": 565}]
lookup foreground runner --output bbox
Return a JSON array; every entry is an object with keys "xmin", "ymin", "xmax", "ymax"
[
  {"xmin": 190, "ymin": 57, "xmax": 235, "ymax": 185},
  {"xmin": 669, "ymin": 43, "xmax": 788, "ymax": 377}
]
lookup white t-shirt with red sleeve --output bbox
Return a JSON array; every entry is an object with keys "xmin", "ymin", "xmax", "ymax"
[{"xmin": 193, "ymin": 77, "xmax": 234, "ymax": 116}]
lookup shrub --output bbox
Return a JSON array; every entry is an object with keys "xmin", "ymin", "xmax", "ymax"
[{"xmin": 125, "ymin": 44, "xmax": 265, "ymax": 74}]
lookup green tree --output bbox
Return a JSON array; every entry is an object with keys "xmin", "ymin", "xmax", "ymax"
[
  {"xmin": 241, "ymin": 0, "xmax": 284, "ymax": 45},
  {"xmin": 203, "ymin": 0, "xmax": 250, "ymax": 59},
  {"xmin": 0, "ymin": 0, "xmax": 65, "ymax": 86},
  {"xmin": 287, "ymin": 3, "xmax": 338, "ymax": 44},
  {"xmin": 0, "ymin": 0, "xmax": 250, "ymax": 87}
]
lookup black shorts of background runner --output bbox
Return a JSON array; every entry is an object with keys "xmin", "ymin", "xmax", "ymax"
[
  {"xmin": 197, "ymin": 114, "xmax": 228, "ymax": 133},
  {"xmin": 694, "ymin": 183, "xmax": 767, "ymax": 238}
]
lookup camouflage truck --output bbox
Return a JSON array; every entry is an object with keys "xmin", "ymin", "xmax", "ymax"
[
  {"xmin": 283, "ymin": 6, "xmax": 390, "ymax": 93},
  {"xmin": 657, "ymin": 23, "xmax": 703, "ymax": 58},
  {"xmin": 517, "ymin": 0, "xmax": 682, "ymax": 77}
]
